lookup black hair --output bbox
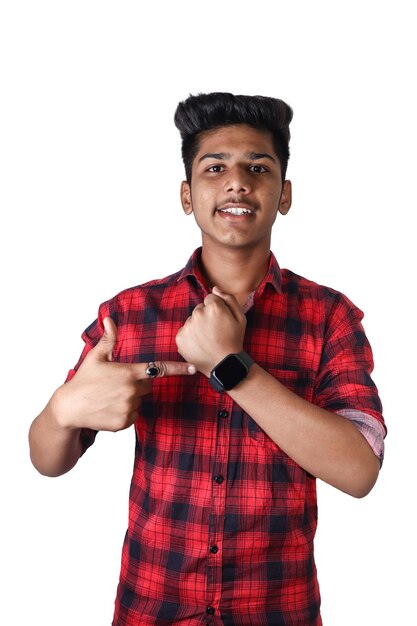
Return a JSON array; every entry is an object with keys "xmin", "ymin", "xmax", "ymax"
[{"xmin": 174, "ymin": 92, "xmax": 293, "ymax": 182}]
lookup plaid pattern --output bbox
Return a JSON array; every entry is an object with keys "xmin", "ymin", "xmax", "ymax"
[{"xmin": 67, "ymin": 248, "xmax": 385, "ymax": 625}]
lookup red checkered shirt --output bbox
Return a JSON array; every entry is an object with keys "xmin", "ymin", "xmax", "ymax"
[{"xmin": 67, "ymin": 248, "xmax": 385, "ymax": 625}]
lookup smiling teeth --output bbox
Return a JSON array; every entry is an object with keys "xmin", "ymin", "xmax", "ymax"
[{"xmin": 219, "ymin": 207, "xmax": 253, "ymax": 215}]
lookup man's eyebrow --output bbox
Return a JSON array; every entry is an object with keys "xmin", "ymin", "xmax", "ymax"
[
  {"xmin": 247, "ymin": 152, "xmax": 277, "ymax": 162},
  {"xmin": 198, "ymin": 152, "xmax": 230, "ymax": 162},
  {"xmin": 198, "ymin": 151, "xmax": 277, "ymax": 163}
]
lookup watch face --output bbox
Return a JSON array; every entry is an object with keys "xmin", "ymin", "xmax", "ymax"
[{"xmin": 214, "ymin": 355, "xmax": 248, "ymax": 391}]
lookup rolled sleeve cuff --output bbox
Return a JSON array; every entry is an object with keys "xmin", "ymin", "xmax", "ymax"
[{"xmin": 336, "ymin": 408, "xmax": 385, "ymax": 465}]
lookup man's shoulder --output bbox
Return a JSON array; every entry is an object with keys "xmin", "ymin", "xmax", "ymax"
[
  {"xmin": 279, "ymin": 267, "xmax": 361, "ymax": 318},
  {"xmin": 280, "ymin": 267, "xmax": 341, "ymax": 298},
  {"xmin": 103, "ymin": 265, "xmax": 186, "ymax": 312}
]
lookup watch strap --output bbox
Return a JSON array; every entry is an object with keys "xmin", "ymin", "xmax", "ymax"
[{"xmin": 235, "ymin": 350, "xmax": 254, "ymax": 369}]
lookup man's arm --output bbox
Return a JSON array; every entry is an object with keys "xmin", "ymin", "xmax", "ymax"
[
  {"xmin": 175, "ymin": 287, "xmax": 381, "ymax": 498},
  {"xmin": 29, "ymin": 399, "xmax": 85, "ymax": 477},
  {"xmin": 29, "ymin": 317, "xmax": 196, "ymax": 477},
  {"xmin": 228, "ymin": 364, "xmax": 380, "ymax": 497}
]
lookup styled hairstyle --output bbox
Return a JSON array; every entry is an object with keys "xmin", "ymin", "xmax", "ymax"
[{"xmin": 174, "ymin": 92, "xmax": 293, "ymax": 182}]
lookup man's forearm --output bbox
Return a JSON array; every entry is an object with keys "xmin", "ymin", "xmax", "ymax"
[
  {"xmin": 229, "ymin": 364, "xmax": 380, "ymax": 498},
  {"xmin": 29, "ymin": 390, "xmax": 83, "ymax": 477}
]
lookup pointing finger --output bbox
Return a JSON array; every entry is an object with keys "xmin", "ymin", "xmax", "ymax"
[{"xmin": 128, "ymin": 361, "xmax": 197, "ymax": 380}]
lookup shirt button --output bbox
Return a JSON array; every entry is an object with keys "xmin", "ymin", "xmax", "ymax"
[
  {"xmin": 206, "ymin": 606, "xmax": 215, "ymax": 615},
  {"xmin": 218, "ymin": 410, "xmax": 229, "ymax": 418},
  {"xmin": 210, "ymin": 545, "xmax": 219, "ymax": 554},
  {"xmin": 214, "ymin": 475, "xmax": 224, "ymax": 484}
]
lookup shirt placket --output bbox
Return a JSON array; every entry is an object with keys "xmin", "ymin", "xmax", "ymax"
[{"xmin": 205, "ymin": 391, "xmax": 234, "ymax": 624}]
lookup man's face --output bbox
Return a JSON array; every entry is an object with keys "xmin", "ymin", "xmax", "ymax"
[{"xmin": 181, "ymin": 124, "xmax": 291, "ymax": 252}]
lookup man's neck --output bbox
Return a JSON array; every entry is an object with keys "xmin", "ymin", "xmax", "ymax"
[{"xmin": 200, "ymin": 243, "xmax": 271, "ymax": 305}]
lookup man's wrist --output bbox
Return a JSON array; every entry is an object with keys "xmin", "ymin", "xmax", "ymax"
[{"xmin": 49, "ymin": 385, "xmax": 81, "ymax": 431}]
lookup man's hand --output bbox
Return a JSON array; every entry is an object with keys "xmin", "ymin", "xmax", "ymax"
[
  {"xmin": 52, "ymin": 317, "xmax": 196, "ymax": 433},
  {"xmin": 175, "ymin": 287, "xmax": 247, "ymax": 377}
]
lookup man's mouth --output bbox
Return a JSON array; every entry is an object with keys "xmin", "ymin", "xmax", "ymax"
[{"xmin": 217, "ymin": 206, "xmax": 255, "ymax": 216}]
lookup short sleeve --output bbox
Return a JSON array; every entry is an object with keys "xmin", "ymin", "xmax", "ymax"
[{"xmin": 64, "ymin": 299, "xmax": 113, "ymax": 454}]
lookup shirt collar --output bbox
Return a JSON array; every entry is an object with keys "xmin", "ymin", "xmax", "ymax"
[
  {"xmin": 177, "ymin": 248, "xmax": 210, "ymax": 294},
  {"xmin": 177, "ymin": 247, "xmax": 282, "ymax": 296}
]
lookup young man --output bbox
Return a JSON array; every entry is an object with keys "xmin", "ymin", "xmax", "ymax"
[{"xmin": 29, "ymin": 93, "xmax": 386, "ymax": 625}]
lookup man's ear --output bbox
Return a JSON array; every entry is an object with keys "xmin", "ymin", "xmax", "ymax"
[
  {"xmin": 278, "ymin": 180, "xmax": 292, "ymax": 216},
  {"xmin": 181, "ymin": 181, "xmax": 193, "ymax": 215}
]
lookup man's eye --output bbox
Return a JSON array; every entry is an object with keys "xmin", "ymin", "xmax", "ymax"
[
  {"xmin": 207, "ymin": 165, "xmax": 224, "ymax": 172},
  {"xmin": 250, "ymin": 165, "xmax": 267, "ymax": 173}
]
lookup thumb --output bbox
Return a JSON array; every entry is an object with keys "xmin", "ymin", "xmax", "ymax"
[
  {"xmin": 211, "ymin": 286, "xmax": 245, "ymax": 321},
  {"xmin": 93, "ymin": 316, "xmax": 118, "ymax": 362}
]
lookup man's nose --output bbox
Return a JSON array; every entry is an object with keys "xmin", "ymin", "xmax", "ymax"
[{"xmin": 224, "ymin": 167, "xmax": 252, "ymax": 194}]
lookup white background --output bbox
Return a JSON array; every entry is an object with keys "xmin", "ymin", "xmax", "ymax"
[{"xmin": 1, "ymin": 1, "xmax": 415, "ymax": 624}]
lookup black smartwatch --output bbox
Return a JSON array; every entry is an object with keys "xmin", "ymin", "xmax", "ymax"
[{"xmin": 209, "ymin": 351, "xmax": 254, "ymax": 392}]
